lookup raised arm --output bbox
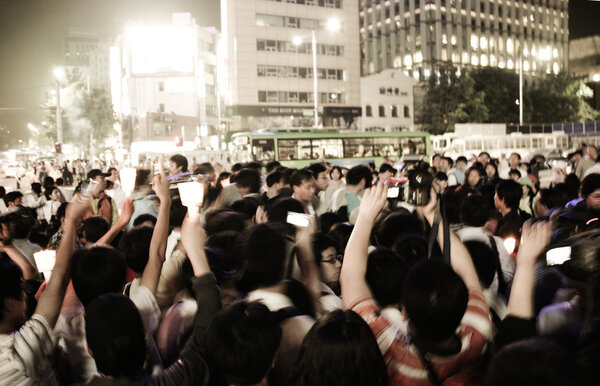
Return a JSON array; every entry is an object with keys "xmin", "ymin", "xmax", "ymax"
[
  {"xmin": 0, "ymin": 237, "xmax": 37, "ymax": 280},
  {"xmin": 180, "ymin": 210, "xmax": 209, "ymax": 276},
  {"xmin": 507, "ymin": 220, "xmax": 551, "ymax": 318},
  {"xmin": 341, "ymin": 183, "xmax": 388, "ymax": 308},
  {"xmin": 140, "ymin": 165, "xmax": 171, "ymax": 294},
  {"xmin": 294, "ymin": 220, "xmax": 322, "ymax": 314},
  {"xmin": 95, "ymin": 197, "xmax": 134, "ymax": 245},
  {"xmin": 35, "ymin": 197, "xmax": 90, "ymax": 327},
  {"xmin": 420, "ymin": 188, "xmax": 482, "ymax": 292}
]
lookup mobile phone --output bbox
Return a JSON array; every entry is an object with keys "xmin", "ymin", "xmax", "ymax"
[
  {"xmin": 387, "ymin": 186, "xmax": 400, "ymax": 199},
  {"xmin": 566, "ymin": 165, "xmax": 573, "ymax": 174},
  {"xmin": 154, "ymin": 162, "xmax": 162, "ymax": 175},
  {"xmin": 286, "ymin": 211, "xmax": 313, "ymax": 227},
  {"xmin": 546, "ymin": 246, "xmax": 571, "ymax": 266}
]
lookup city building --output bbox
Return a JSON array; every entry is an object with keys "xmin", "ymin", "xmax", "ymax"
[
  {"xmin": 220, "ymin": 0, "xmax": 362, "ymax": 130},
  {"xmin": 361, "ymin": 69, "xmax": 417, "ymax": 131},
  {"xmin": 110, "ymin": 13, "xmax": 221, "ymax": 146},
  {"xmin": 359, "ymin": 0, "xmax": 569, "ymax": 80},
  {"xmin": 64, "ymin": 28, "xmax": 113, "ymax": 90}
]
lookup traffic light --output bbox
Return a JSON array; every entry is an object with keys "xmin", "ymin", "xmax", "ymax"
[
  {"xmin": 174, "ymin": 136, "xmax": 183, "ymax": 146},
  {"xmin": 54, "ymin": 143, "xmax": 62, "ymax": 154}
]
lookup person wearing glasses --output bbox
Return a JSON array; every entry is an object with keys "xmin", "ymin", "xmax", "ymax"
[{"xmin": 313, "ymin": 232, "xmax": 343, "ymax": 316}]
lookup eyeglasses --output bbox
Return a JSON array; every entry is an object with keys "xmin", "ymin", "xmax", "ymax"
[{"xmin": 320, "ymin": 255, "xmax": 343, "ymax": 264}]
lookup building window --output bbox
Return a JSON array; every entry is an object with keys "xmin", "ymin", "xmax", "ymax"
[
  {"xmin": 404, "ymin": 105, "xmax": 410, "ymax": 117},
  {"xmin": 366, "ymin": 105, "xmax": 372, "ymax": 117},
  {"xmin": 391, "ymin": 105, "xmax": 398, "ymax": 117},
  {"xmin": 379, "ymin": 87, "xmax": 386, "ymax": 95},
  {"xmin": 158, "ymin": 82, "xmax": 164, "ymax": 92},
  {"xmin": 159, "ymin": 103, "xmax": 165, "ymax": 113},
  {"xmin": 379, "ymin": 105, "xmax": 386, "ymax": 117}
]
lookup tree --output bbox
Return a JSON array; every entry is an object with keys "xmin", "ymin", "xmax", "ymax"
[
  {"xmin": 81, "ymin": 87, "xmax": 117, "ymax": 142},
  {"xmin": 526, "ymin": 73, "xmax": 600, "ymax": 123},
  {"xmin": 471, "ymin": 68, "xmax": 519, "ymax": 123},
  {"xmin": 420, "ymin": 65, "xmax": 488, "ymax": 134}
]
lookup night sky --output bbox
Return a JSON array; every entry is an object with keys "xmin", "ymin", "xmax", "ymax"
[{"xmin": 0, "ymin": 0, "xmax": 597, "ymax": 142}]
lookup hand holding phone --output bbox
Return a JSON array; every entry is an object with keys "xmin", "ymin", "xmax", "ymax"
[{"xmin": 287, "ymin": 211, "xmax": 313, "ymax": 228}]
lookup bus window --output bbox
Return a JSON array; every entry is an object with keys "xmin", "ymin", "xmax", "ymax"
[
  {"xmin": 343, "ymin": 138, "xmax": 374, "ymax": 158},
  {"xmin": 311, "ymin": 138, "xmax": 343, "ymax": 159},
  {"xmin": 399, "ymin": 137, "xmax": 427, "ymax": 155},
  {"xmin": 251, "ymin": 138, "xmax": 275, "ymax": 161},
  {"xmin": 278, "ymin": 139, "xmax": 313, "ymax": 160},
  {"xmin": 373, "ymin": 137, "xmax": 400, "ymax": 157}
]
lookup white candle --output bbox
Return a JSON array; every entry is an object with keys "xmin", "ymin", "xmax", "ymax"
[
  {"xmin": 120, "ymin": 168, "xmax": 137, "ymax": 197},
  {"xmin": 33, "ymin": 250, "xmax": 56, "ymax": 281}
]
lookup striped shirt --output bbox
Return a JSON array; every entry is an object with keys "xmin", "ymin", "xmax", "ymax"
[
  {"xmin": 351, "ymin": 290, "xmax": 492, "ymax": 386},
  {"xmin": 0, "ymin": 314, "xmax": 59, "ymax": 385}
]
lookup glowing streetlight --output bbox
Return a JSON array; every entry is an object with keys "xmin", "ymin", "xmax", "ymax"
[
  {"xmin": 292, "ymin": 18, "xmax": 341, "ymax": 128},
  {"xmin": 53, "ymin": 67, "xmax": 64, "ymax": 160}
]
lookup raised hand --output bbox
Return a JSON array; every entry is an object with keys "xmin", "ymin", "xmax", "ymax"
[
  {"xmin": 357, "ymin": 182, "xmax": 388, "ymax": 224},
  {"xmin": 517, "ymin": 219, "xmax": 552, "ymax": 265}
]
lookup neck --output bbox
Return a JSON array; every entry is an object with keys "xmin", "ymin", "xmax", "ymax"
[
  {"xmin": 0, "ymin": 321, "xmax": 14, "ymax": 335},
  {"xmin": 346, "ymin": 185, "xmax": 361, "ymax": 194},
  {"xmin": 501, "ymin": 207, "xmax": 512, "ymax": 216}
]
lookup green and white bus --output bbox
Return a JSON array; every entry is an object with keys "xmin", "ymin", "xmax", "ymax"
[{"xmin": 230, "ymin": 128, "xmax": 432, "ymax": 168}]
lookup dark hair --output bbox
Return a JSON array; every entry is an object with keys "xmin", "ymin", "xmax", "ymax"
[
  {"xmin": 329, "ymin": 165, "xmax": 343, "ymax": 179},
  {"xmin": 281, "ymin": 167, "xmax": 297, "ymax": 186},
  {"xmin": 266, "ymin": 197, "xmax": 305, "ymax": 225},
  {"xmin": 312, "ymin": 232, "xmax": 337, "ymax": 262},
  {"xmin": 240, "ymin": 223, "xmax": 287, "ymax": 289},
  {"xmin": 460, "ymin": 194, "xmax": 491, "ymax": 227},
  {"xmin": 85, "ymin": 294, "xmax": 146, "ymax": 378},
  {"xmin": 486, "ymin": 162, "xmax": 499, "ymax": 178},
  {"xmin": 31, "ymin": 182, "xmax": 42, "ymax": 195},
  {"xmin": 193, "ymin": 162, "xmax": 215, "ymax": 177},
  {"xmin": 132, "ymin": 214, "xmax": 156, "ymax": 227},
  {"xmin": 443, "ymin": 156, "xmax": 454, "ymax": 168},
  {"xmin": 328, "ymin": 223, "xmax": 354, "ymax": 257},
  {"xmin": 72, "ymin": 246, "xmax": 127, "ymax": 306},
  {"xmin": 402, "ymin": 260, "xmax": 468, "ymax": 341},
  {"xmin": 0, "ymin": 186, "xmax": 5, "ymax": 198},
  {"xmin": 463, "ymin": 240, "xmax": 497, "ymax": 288},
  {"xmin": 56, "ymin": 202, "xmax": 68, "ymax": 221},
  {"xmin": 234, "ymin": 168, "xmax": 261, "ymax": 193},
  {"xmin": 496, "ymin": 179, "xmax": 522, "ymax": 210},
  {"xmin": 134, "ymin": 169, "xmax": 151, "ymax": 189},
  {"xmin": 293, "ymin": 310, "xmax": 388, "ymax": 386},
  {"xmin": 3, "ymin": 191, "xmax": 23, "ymax": 206},
  {"xmin": 119, "ymin": 226, "xmax": 153, "ymax": 274},
  {"xmin": 81, "ymin": 216, "xmax": 110, "ymax": 243},
  {"xmin": 204, "ymin": 209, "xmax": 246, "ymax": 235},
  {"xmin": 169, "ymin": 154, "xmax": 188, "ymax": 173},
  {"xmin": 538, "ymin": 188, "xmax": 568, "ymax": 211},
  {"xmin": 169, "ymin": 198, "xmax": 187, "ymax": 228},
  {"xmin": 456, "ymin": 156, "xmax": 467, "ymax": 164},
  {"xmin": 266, "ymin": 170, "xmax": 283, "ymax": 188},
  {"xmin": 508, "ymin": 169, "xmax": 522, "ymax": 179},
  {"xmin": 346, "ymin": 165, "xmax": 372, "ymax": 188},
  {"xmin": 205, "ymin": 301, "xmax": 282, "ymax": 385},
  {"xmin": 265, "ymin": 160, "xmax": 281, "ymax": 174},
  {"xmin": 0, "ymin": 255, "xmax": 23, "ymax": 323},
  {"xmin": 375, "ymin": 211, "xmax": 424, "ymax": 248},
  {"xmin": 55, "ymin": 178, "xmax": 64, "ymax": 186},
  {"xmin": 581, "ymin": 173, "xmax": 600, "ymax": 198},
  {"xmin": 486, "ymin": 338, "xmax": 580, "ymax": 386},
  {"xmin": 464, "ymin": 166, "xmax": 483, "ymax": 187},
  {"xmin": 366, "ymin": 247, "xmax": 407, "ymax": 307},
  {"xmin": 230, "ymin": 198, "xmax": 259, "ymax": 220},
  {"xmin": 307, "ymin": 163, "xmax": 326, "ymax": 179},
  {"xmin": 318, "ymin": 211, "xmax": 341, "ymax": 234},
  {"xmin": 231, "ymin": 163, "xmax": 243, "ymax": 173},
  {"xmin": 290, "ymin": 169, "xmax": 314, "ymax": 188}
]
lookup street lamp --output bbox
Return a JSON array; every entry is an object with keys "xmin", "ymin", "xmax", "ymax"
[
  {"xmin": 53, "ymin": 67, "xmax": 64, "ymax": 158},
  {"xmin": 293, "ymin": 18, "xmax": 341, "ymax": 128},
  {"xmin": 517, "ymin": 46, "xmax": 551, "ymax": 126}
]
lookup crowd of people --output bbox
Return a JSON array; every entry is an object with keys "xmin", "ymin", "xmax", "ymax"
[{"xmin": 1, "ymin": 146, "xmax": 600, "ymax": 385}]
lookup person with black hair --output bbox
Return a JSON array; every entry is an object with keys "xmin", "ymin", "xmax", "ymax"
[
  {"xmin": 464, "ymin": 166, "xmax": 484, "ymax": 190},
  {"xmin": 457, "ymin": 194, "xmax": 515, "ymax": 299},
  {"xmin": 133, "ymin": 213, "xmax": 157, "ymax": 227},
  {"xmin": 83, "ymin": 209, "xmax": 221, "ymax": 384},
  {"xmin": 205, "ymin": 301, "xmax": 282, "ymax": 386},
  {"xmin": 0, "ymin": 186, "xmax": 6, "ymax": 214},
  {"xmin": 330, "ymin": 165, "xmax": 372, "ymax": 221},
  {"xmin": 312, "ymin": 232, "xmax": 343, "ymax": 313},
  {"xmin": 534, "ymin": 188, "xmax": 569, "ymax": 218},
  {"xmin": 290, "ymin": 169, "xmax": 317, "ymax": 215},
  {"xmin": 495, "ymin": 179, "xmax": 526, "ymax": 239},
  {"xmin": 80, "ymin": 216, "xmax": 110, "ymax": 245},
  {"xmin": 242, "ymin": 223, "xmax": 315, "ymax": 385},
  {"xmin": 265, "ymin": 170, "xmax": 284, "ymax": 199},
  {"xmin": 0, "ymin": 196, "xmax": 90, "ymax": 384},
  {"xmin": 448, "ymin": 156, "xmax": 467, "ymax": 186},
  {"xmin": 220, "ymin": 168, "xmax": 262, "ymax": 207},
  {"xmin": 3, "ymin": 191, "xmax": 23, "ymax": 208},
  {"xmin": 307, "ymin": 163, "xmax": 330, "ymax": 215},
  {"xmin": 341, "ymin": 183, "xmax": 492, "ymax": 385},
  {"xmin": 292, "ymin": 309, "xmax": 388, "ymax": 386},
  {"xmin": 168, "ymin": 154, "xmax": 188, "ymax": 177},
  {"xmin": 26, "ymin": 182, "xmax": 46, "ymax": 221}
]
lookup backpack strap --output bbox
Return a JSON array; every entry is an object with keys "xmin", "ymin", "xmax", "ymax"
[{"xmin": 488, "ymin": 236, "xmax": 507, "ymax": 296}]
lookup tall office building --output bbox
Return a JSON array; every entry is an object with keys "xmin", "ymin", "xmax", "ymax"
[
  {"xmin": 64, "ymin": 28, "xmax": 113, "ymax": 90},
  {"xmin": 221, "ymin": 0, "xmax": 361, "ymax": 130},
  {"xmin": 359, "ymin": 0, "xmax": 569, "ymax": 80}
]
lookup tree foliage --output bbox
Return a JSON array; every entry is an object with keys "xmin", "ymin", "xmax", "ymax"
[
  {"xmin": 471, "ymin": 67, "xmax": 519, "ymax": 123},
  {"xmin": 420, "ymin": 65, "xmax": 488, "ymax": 134},
  {"xmin": 41, "ymin": 68, "xmax": 116, "ymax": 146}
]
